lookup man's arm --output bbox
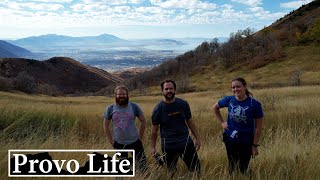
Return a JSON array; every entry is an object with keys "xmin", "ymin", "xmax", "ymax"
[
  {"xmin": 103, "ymin": 118, "xmax": 114, "ymax": 146},
  {"xmin": 186, "ymin": 119, "xmax": 201, "ymax": 151},
  {"xmin": 151, "ymin": 125, "xmax": 159, "ymax": 157},
  {"xmin": 138, "ymin": 114, "xmax": 146, "ymax": 140}
]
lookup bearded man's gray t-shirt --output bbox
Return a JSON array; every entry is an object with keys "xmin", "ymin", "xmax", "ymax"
[{"xmin": 104, "ymin": 102, "xmax": 143, "ymax": 145}]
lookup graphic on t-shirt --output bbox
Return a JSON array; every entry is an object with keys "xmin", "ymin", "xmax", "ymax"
[
  {"xmin": 113, "ymin": 112, "xmax": 131, "ymax": 129},
  {"xmin": 229, "ymin": 103, "xmax": 249, "ymax": 123},
  {"xmin": 168, "ymin": 111, "xmax": 181, "ymax": 117}
]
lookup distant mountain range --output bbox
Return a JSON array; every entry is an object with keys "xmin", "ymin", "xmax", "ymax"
[
  {"xmin": 135, "ymin": 38, "xmax": 186, "ymax": 45},
  {"xmin": 8, "ymin": 34, "xmax": 128, "ymax": 49},
  {"xmin": 0, "ymin": 40, "xmax": 33, "ymax": 58},
  {"xmin": 6, "ymin": 33, "xmax": 225, "ymax": 51}
]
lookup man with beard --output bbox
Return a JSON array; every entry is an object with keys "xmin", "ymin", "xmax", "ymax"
[
  {"xmin": 151, "ymin": 80, "xmax": 201, "ymax": 177},
  {"xmin": 103, "ymin": 85, "xmax": 148, "ymax": 172}
]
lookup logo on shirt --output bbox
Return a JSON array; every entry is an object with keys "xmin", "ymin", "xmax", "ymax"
[
  {"xmin": 113, "ymin": 112, "xmax": 131, "ymax": 129},
  {"xmin": 229, "ymin": 103, "xmax": 249, "ymax": 123},
  {"xmin": 168, "ymin": 111, "xmax": 181, "ymax": 117}
]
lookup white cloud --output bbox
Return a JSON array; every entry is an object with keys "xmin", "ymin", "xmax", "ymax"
[
  {"xmin": 29, "ymin": 3, "xmax": 64, "ymax": 11},
  {"xmin": 150, "ymin": 0, "xmax": 217, "ymax": 10},
  {"xmin": 249, "ymin": 6, "xmax": 263, "ymax": 13},
  {"xmin": 0, "ymin": 0, "xmax": 9, "ymax": 5},
  {"xmin": 0, "ymin": 0, "xmax": 289, "ymax": 35},
  {"xmin": 109, "ymin": 0, "xmax": 127, "ymax": 5},
  {"xmin": 7, "ymin": 0, "xmax": 72, "ymax": 2},
  {"xmin": 135, "ymin": 6, "xmax": 164, "ymax": 14},
  {"xmin": 71, "ymin": 4, "xmax": 84, "ymax": 11},
  {"xmin": 254, "ymin": 11, "xmax": 285, "ymax": 20},
  {"xmin": 6, "ymin": 1, "xmax": 22, "ymax": 10},
  {"xmin": 128, "ymin": 0, "xmax": 144, "ymax": 4},
  {"xmin": 221, "ymin": 4, "xmax": 233, "ymax": 9},
  {"xmin": 231, "ymin": 0, "xmax": 262, "ymax": 7},
  {"xmin": 83, "ymin": 3, "xmax": 108, "ymax": 11},
  {"xmin": 280, "ymin": 0, "xmax": 313, "ymax": 9},
  {"xmin": 4, "ymin": 1, "xmax": 64, "ymax": 11},
  {"xmin": 82, "ymin": 0, "xmax": 127, "ymax": 5},
  {"xmin": 113, "ymin": 6, "xmax": 132, "ymax": 13},
  {"xmin": 0, "ymin": 7, "xmax": 33, "ymax": 17},
  {"xmin": 220, "ymin": 5, "xmax": 249, "ymax": 21},
  {"xmin": 29, "ymin": 0, "xmax": 73, "ymax": 3},
  {"xmin": 248, "ymin": 6, "xmax": 285, "ymax": 20},
  {"xmin": 187, "ymin": 8, "xmax": 206, "ymax": 15},
  {"xmin": 0, "ymin": 2, "xmax": 251, "ymax": 28}
]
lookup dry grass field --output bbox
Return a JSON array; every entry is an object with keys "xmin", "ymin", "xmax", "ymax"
[{"xmin": 1, "ymin": 85, "xmax": 320, "ymax": 179}]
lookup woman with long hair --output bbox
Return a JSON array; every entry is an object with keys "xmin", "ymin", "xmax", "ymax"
[{"xmin": 212, "ymin": 77, "xmax": 264, "ymax": 174}]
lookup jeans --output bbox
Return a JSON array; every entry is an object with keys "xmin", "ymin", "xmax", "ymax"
[
  {"xmin": 223, "ymin": 133, "xmax": 252, "ymax": 174},
  {"xmin": 162, "ymin": 142, "xmax": 201, "ymax": 174}
]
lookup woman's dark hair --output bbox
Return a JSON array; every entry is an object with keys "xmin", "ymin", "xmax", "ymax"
[
  {"xmin": 161, "ymin": 80, "xmax": 176, "ymax": 90},
  {"xmin": 232, "ymin": 77, "xmax": 253, "ymax": 97}
]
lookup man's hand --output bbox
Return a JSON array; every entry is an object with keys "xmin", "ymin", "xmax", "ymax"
[
  {"xmin": 108, "ymin": 139, "xmax": 114, "ymax": 146},
  {"xmin": 195, "ymin": 139, "xmax": 201, "ymax": 151},
  {"xmin": 252, "ymin": 146, "xmax": 259, "ymax": 157},
  {"xmin": 151, "ymin": 147, "xmax": 156, "ymax": 157}
]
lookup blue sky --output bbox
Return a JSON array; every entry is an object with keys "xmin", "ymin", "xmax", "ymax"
[{"xmin": 0, "ymin": 0, "xmax": 313, "ymax": 40}]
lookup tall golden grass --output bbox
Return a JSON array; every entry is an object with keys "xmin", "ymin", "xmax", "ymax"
[{"xmin": 1, "ymin": 85, "xmax": 320, "ymax": 179}]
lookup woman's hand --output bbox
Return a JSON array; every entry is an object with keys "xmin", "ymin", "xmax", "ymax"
[
  {"xmin": 221, "ymin": 121, "xmax": 228, "ymax": 130},
  {"xmin": 252, "ymin": 146, "xmax": 259, "ymax": 156}
]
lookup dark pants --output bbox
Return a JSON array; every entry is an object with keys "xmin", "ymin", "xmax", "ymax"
[
  {"xmin": 223, "ymin": 133, "xmax": 252, "ymax": 174},
  {"xmin": 113, "ymin": 139, "xmax": 148, "ymax": 172},
  {"xmin": 162, "ymin": 142, "xmax": 201, "ymax": 174}
]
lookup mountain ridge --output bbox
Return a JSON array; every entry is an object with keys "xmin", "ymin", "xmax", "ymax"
[
  {"xmin": 0, "ymin": 57, "xmax": 123, "ymax": 95},
  {"xmin": 0, "ymin": 40, "xmax": 33, "ymax": 58},
  {"xmin": 8, "ymin": 33, "xmax": 128, "ymax": 49}
]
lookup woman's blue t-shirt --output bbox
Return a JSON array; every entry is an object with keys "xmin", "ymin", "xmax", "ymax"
[{"xmin": 218, "ymin": 96, "xmax": 263, "ymax": 143}]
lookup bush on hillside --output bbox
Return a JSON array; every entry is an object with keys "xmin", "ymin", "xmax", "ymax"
[
  {"xmin": 0, "ymin": 76, "xmax": 13, "ymax": 91},
  {"xmin": 299, "ymin": 17, "xmax": 320, "ymax": 44},
  {"xmin": 14, "ymin": 72, "xmax": 36, "ymax": 93},
  {"xmin": 36, "ymin": 83, "xmax": 62, "ymax": 96}
]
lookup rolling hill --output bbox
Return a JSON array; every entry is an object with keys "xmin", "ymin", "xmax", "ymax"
[{"xmin": 0, "ymin": 57, "xmax": 123, "ymax": 95}]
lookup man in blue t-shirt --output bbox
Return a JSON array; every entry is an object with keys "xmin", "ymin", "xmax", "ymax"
[
  {"xmin": 151, "ymin": 80, "xmax": 201, "ymax": 177},
  {"xmin": 103, "ymin": 85, "xmax": 148, "ymax": 172}
]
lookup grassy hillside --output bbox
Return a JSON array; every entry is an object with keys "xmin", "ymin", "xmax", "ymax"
[
  {"xmin": 189, "ymin": 45, "xmax": 320, "ymax": 92},
  {"xmin": 1, "ymin": 85, "xmax": 320, "ymax": 179},
  {"xmin": 124, "ymin": 45, "xmax": 320, "ymax": 96},
  {"xmin": 123, "ymin": 41, "xmax": 320, "ymax": 96}
]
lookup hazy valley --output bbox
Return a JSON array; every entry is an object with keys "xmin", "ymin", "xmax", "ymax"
[{"xmin": 7, "ymin": 34, "xmax": 219, "ymax": 71}]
